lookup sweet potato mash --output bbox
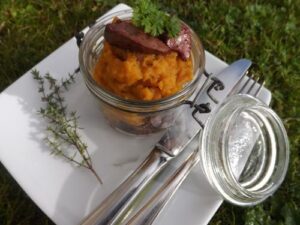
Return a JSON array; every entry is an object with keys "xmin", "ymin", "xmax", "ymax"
[{"xmin": 93, "ymin": 42, "xmax": 193, "ymax": 101}]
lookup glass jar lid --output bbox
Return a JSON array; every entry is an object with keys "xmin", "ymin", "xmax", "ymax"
[{"xmin": 200, "ymin": 94, "xmax": 289, "ymax": 206}]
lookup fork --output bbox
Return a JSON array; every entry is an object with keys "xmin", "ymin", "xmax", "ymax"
[{"xmin": 124, "ymin": 75, "xmax": 265, "ymax": 225}]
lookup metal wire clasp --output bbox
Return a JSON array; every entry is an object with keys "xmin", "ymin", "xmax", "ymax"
[
  {"xmin": 184, "ymin": 70, "xmax": 225, "ymax": 128},
  {"xmin": 207, "ymin": 77, "xmax": 225, "ymax": 103},
  {"xmin": 75, "ymin": 20, "xmax": 96, "ymax": 47},
  {"xmin": 75, "ymin": 32, "xmax": 84, "ymax": 47}
]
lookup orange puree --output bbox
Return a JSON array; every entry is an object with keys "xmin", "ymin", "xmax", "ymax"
[{"xmin": 93, "ymin": 42, "xmax": 193, "ymax": 101}]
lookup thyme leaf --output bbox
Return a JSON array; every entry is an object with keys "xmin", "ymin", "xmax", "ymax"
[{"xmin": 32, "ymin": 69, "xmax": 103, "ymax": 185}]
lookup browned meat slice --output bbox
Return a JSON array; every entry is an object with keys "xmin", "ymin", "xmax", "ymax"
[
  {"xmin": 104, "ymin": 21, "xmax": 171, "ymax": 54},
  {"xmin": 166, "ymin": 25, "xmax": 191, "ymax": 60}
]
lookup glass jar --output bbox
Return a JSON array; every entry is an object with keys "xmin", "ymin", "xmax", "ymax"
[
  {"xmin": 79, "ymin": 9, "xmax": 205, "ymax": 135},
  {"xmin": 200, "ymin": 94, "xmax": 289, "ymax": 206}
]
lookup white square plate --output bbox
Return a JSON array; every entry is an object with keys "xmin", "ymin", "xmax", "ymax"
[{"xmin": 0, "ymin": 4, "xmax": 271, "ymax": 225}]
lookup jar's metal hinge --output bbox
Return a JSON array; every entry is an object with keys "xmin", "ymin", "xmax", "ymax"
[
  {"xmin": 192, "ymin": 103, "xmax": 211, "ymax": 128},
  {"xmin": 183, "ymin": 101, "xmax": 211, "ymax": 129}
]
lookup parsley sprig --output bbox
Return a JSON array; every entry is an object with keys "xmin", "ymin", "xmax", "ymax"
[{"xmin": 132, "ymin": 0, "xmax": 181, "ymax": 37}]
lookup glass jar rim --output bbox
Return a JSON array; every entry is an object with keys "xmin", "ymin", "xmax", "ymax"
[
  {"xmin": 199, "ymin": 94, "xmax": 289, "ymax": 206},
  {"xmin": 79, "ymin": 9, "xmax": 205, "ymax": 112}
]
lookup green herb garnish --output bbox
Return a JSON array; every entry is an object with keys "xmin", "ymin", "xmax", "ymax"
[
  {"xmin": 132, "ymin": 0, "xmax": 181, "ymax": 37},
  {"xmin": 32, "ymin": 69, "xmax": 103, "ymax": 185}
]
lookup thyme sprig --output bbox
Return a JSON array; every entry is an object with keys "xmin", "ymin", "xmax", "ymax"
[{"xmin": 32, "ymin": 69, "xmax": 103, "ymax": 185}]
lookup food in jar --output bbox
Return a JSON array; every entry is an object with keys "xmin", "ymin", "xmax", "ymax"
[{"xmin": 93, "ymin": 15, "xmax": 193, "ymax": 101}]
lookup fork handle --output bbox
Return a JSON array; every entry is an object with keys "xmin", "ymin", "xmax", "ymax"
[
  {"xmin": 81, "ymin": 147, "xmax": 171, "ymax": 225},
  {"xmin": 125, "ymin": 150, "xmax": 200, "ymax": 225}
]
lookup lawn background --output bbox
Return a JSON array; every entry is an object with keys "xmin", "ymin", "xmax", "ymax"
[{"xmin": 0, "ymin": 0, "xmax": 299, "ymax": 224}]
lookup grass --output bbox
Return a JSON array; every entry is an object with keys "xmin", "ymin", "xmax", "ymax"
[{"xmin": 0, "ymin": 0, "xmax": 299, "ymax": 224}]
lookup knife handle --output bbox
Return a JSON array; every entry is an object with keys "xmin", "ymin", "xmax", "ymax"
[
  {"xmin": 80, "ymin": 147, "xmax": 171, "ymax": 225},
  {"xmin": 124, "ymin": 150, "xmax": 200, "ymax": 225}
]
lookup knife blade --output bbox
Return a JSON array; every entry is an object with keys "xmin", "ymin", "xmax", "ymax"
[{"xmin": 80, "ymin": 59, "xmax": 252, "ymax": 225}]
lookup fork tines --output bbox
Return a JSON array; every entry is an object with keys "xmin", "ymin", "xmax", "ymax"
[{"xmin": 239, "ymin": 74, "xmax": 265, "ymax": 97}]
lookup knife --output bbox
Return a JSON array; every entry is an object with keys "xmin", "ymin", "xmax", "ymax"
[{"xmin": 80, "ymin": 59, "xmax": 252, "ymax": 225}]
